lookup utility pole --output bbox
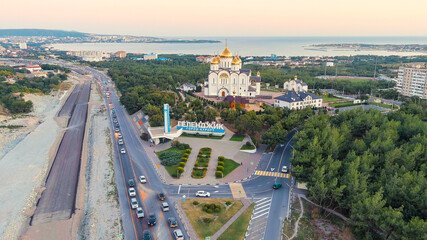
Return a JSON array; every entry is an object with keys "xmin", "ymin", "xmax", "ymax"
[{"xmin": 324, "ymin": 62, "xmax": 327, "ymax": 76}]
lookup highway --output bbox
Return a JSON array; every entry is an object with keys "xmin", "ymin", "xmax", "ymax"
[{"xmin": 7, "ymin": 58, "xmax": 294, "ymax": 239}]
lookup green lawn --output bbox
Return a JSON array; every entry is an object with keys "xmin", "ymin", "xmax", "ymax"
[
  {"xmin": 218, "ymin": 203, "xmax": 255, "ymax": 240},
  {"xmin": 156, "ymin": 147, "xmax": 187, "ymax": 178},
  {"xmin": 321, "ymin": 95, "xmax": 342, "ymax": 103},
  {"xmin": 230, "ymin": 134, "xmax": 245, "ymax": 142},
  {"xmin": 181, "ymin": 199, "xmax": 243, "ymax": 239},
  {"xmin": 181, "ymin": 133, "xmax": 224, "ymax": 140},
  {"xmin": 222, "ymin": 159, "xmax": 240, "ymax": 177},
  {"xmin": 329, "ymin": 102, "xmax": 364, "ymax": 108},
  {"xmin": 369, "ymin": 102, "xmax": 399, "ymax": 109},
  {"xmin": 240, "ymin": 143, "xmax": 256, "ymax": 150}
]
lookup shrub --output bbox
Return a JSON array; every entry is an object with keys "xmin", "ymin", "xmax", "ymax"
[
  {"xmin": 193, "ymin": 167, "xmax": 198, "ymax": 171},
  {"xmin": 185, "ymin": 149, "xmax": 191, "ymax": 153},
  {"xmin": 183, "ymin": 153, "xmax": 190, "ymax": 158},
  {"xmin": 245, "ymin": 141, "xmax": 252, "ymax": 147},
  {"xmin": 203, "ymin": 205, "xmax": 208, "ymax": 211},
  {"xmin": 218, "ymin": 156, "xmax": 225, "ymax": 161},
  {"xmin": 194, "ymin": 162, "xmax": 199, "ymax": 167},
  {"xmin": 225, "ymin": 201, "xmax": 232, "ymax": 206},
  {"xmin": 179, "ymin": 162, "xmax": 186, "ymax": 167},
  {"xmin": 215, "ymin": 171, "xmax": 223, "ymax": 178},
  {"xmin": 171, "ymin": 140, "xmax": 180, "ymax": 148},
  {"xmin": 159, "ymin": 152, "xmax": 182, "ymax": 166},
  {"xmin": 214, "ymin": 207, "xmax": 220, "ymax": 212},
  {"xmin": 140, "ymin": 133, "xmax": 149, "ymax": 141},
  {"xmin": 177, "ymin": 167, "xmax": 184, "ymax": 173},
  {"xmin": 202, "ymin": 217, "xmax": 212, "ymax": 223},
  {"xmin": 217, "ymin": 166, "xmax": 224, "ymax": 171},
  {"xmin": 181, "ymin": 157, "xmax": 188, "ymax": 162},
  {"xmin": 207, "ymin": 209, "xmax": 213, "ymax": 213},
  {"xmin": 218, "ymin": 161, "xmax": 224, "ymax": 166},
  {"xmin": 193, "ymin": 201, "xmax": 199, "ymax": 205}
]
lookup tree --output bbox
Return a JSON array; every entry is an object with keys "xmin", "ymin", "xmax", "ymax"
[
  {"xmin": 204, "ymin": 107, "xmax": 218, "ymax": 122},
  {"xmin": 261, "ymin": 123, "xmax": 287, "ymax": 147},
  {"xmin": 149, "ymin": 114, "xmax": 163, "ymax": 127}
]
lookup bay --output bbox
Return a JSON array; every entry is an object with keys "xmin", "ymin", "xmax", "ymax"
[{"xmin": 49, "ymin": 36, "xmax": 427, "ymax": 57}]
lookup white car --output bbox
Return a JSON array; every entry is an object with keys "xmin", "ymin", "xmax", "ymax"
[
  {"xmin": 161, "ymin": 202, "xmax": 170, "ymax": 212},
  {"xmin": 131, "ymin": 198, "xmax": 138, "ymax": 209},
  {"xmin": 118, "ymin": 139, "xmax": 124, "ymax": 145},
  {"xmin": 281, "ymin": 166, "xmax": 288, "ymax": 173},
  {"xmin": 196, "ymin": 191, "xmax": 210, "ymax": 197},
  {"xmin": 120, "ymin": 148, "xmax": 126, "ymax": 154},
  {"xmin": 136, "ymin": 207, "xmax": 144, "ymax": 218},
  {"xmin": 139, "ymin": 175, "xmax": 147, "ymax": 183},
  {"xmin": 173, "ymin": 229, "xmax": 184, "ymax": 240},
  {"xmin": 128, "ymin": 187, "xmax": 136, "ymax": 197},
  {"xmin": 118, "ymin": 133, "xmax": 122, "ymax": 139}
]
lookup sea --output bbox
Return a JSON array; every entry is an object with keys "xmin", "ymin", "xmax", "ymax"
[{"xmin": 49, "ymin": 36, "xmax": 427, "ymax": 57}]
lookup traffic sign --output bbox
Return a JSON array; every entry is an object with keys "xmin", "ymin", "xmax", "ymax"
[
  {"xmin": 117, "ymin": 234, "xmax": 123, "ymax": 239},
  {"xmin": 250, "ymin": 162, "xmax": 253, "ymax": 165},
  {"xmin": 183, "ymin": 195, "xmax": 186, "ymax": 202},
  {"xmin": 206, "ymin": 237, "xmax": 211, "ymax": 240},
  {"xmin": 271, "ymin": 168, "xmax": 275, "ymax": 171}
]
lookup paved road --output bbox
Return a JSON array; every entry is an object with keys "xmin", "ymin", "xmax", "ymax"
[
  {"xmin": 9, "ymin": 58, "xmax": 294, "ymax": 239},
  {"xmin": 32, "ymin": 83, "xmax": 91, "ymax": 225},
  {"xmin": 57, "ymin": 84, "xmax": 81, "ymax": 117}
]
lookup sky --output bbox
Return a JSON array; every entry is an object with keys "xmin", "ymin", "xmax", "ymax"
[{"xmin": 3, "ymin": 0, "xmax": 427, "ymax": 37}]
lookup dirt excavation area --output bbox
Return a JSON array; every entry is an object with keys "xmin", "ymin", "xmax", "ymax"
[
  {"xmin": 78, "ymin": 84, "xmax": 122, "ymax": 239},
  {"xmin": 0, "ymin": 83, "xmax": 71, "ymax": 239}
]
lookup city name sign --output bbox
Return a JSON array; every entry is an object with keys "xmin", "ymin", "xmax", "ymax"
[{"xmin": 177, "ymin": 121, "xmax": 225, "ymax": 133}]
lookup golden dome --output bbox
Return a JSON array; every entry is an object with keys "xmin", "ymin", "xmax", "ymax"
[
  {"xmin": 220, "ymin": 46, "xmax": 233, "ymax": 58},
  {"xmin": 236, "ymin": 56, "xmax": 242, "ymax": 64},
  {"xmin": 231, "ymin": 57, "xmax": 240, "ymax": 65},
  {"xmin": 210, "ymin": 56, "xmax": 220, "ymax": 64}
]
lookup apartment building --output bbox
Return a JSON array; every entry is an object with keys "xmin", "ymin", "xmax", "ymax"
[{"xmin": 396, "ymin": 66, "xmax": 427, "ymax": 99}]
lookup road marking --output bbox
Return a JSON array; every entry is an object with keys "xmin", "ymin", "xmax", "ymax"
[
  {"xmin": 255, "ymin": 197, "xmax": 269, "ymax": 203},
  {"xmin": 254, "ymin": 170, "xmax": 290, "ymax": 178},
  {"xmin": 253, "ymin": 207, "xmax": 270, "ymax": 215},
  {"xmin": 253, "ymin": 211, "xmax": 269, "ymax": 220},
  {"xmin": 178, "ymin": 184, "xmax": 182, "ymax": 194}
]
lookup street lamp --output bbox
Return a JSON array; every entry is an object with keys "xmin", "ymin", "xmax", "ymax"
[
  {"xmin": 284, "ymin": 181, "xmax": 293, "ymax": 220},
  {"xmin": 290, "ymin": 146, "xmax": 295, "ymax": 159}
]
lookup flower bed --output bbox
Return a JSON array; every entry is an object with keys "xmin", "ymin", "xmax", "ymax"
[
  {"xmin": 156, "ymin": 140, "xmax": 191, "ymax": 178},
  {"xmin": 192, "ymin": 147, "xmax": 211, "ymax": 178}
]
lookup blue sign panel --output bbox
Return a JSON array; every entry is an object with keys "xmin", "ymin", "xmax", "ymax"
[
  {"xmin": 163, "ymin": 104, "xmax": 170, "ymax": 133},
  {"xmin": 177, "ymin": 126, "xmax": 225, "ymax": 133}
]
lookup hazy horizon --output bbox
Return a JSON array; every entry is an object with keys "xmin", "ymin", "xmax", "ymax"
[{"xmin": 2, "ymin": 0, "xmax": 427, "ymax": 37}]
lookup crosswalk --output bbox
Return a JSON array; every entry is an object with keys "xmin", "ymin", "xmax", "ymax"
[
  {"xmin": 255, "ymin": 170, "xmax": 290, "ymax": 178},
  {"xmin": 245, "ymin": 197, "xmax": 272, "ymax": 240}
]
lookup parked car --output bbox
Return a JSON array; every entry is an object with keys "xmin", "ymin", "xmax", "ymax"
[
  {"xmin": 161, "ymin": 202, "xmax": 170, "ymax": 212},
  {"xmin": 128, "ymin": 187, "xmax": 136, "ymax": 197},
  {"xmin": 148, "ymin": 214, "xmax": 156, "ymax": 226},
  {"xmin": 115, "ymin": 122, "xmax": 119, "ymax": 127},
  {"xmin": 158, "ymin": 192, "xmax": 166, "ymax": 201},
  {"xmin": 115, "ymin": 128, "xmax": 119, "ymax": 132},
  {"xmin": 139, "ymin": 175, "xmax": 147, "ymax": 183},
  {"xmin": 136, "ymin": 207, "xmax": 144, "ymax": 218},
  {"xmin": 168, "ymin": 217, "xmax": 178, "ymax": 228},
  {"xmin": 273, "ymin": 183, "xmax": 282, "ymax": 189},
  {"xmin": 131, "ymin": 198, "xmax": 138, "ymax": 209},
  {"xmin": 120, "ymin": 148, "xmax": 126, "ymax": 154},
  {"xmin": 118, "ymin": 139, "xmax": 124, "ymax": 145},
  {"xmin": 281, "ymin": 166, "xmax": 288, "ymax": 173},
  {"xmin": 143, "ymin": 230, "xmax": 151, "ymax": 240},
  {"xmin": 173, "ymin": 229, "xmax": 184, "ymax": 240},
  {"xmin": 118, "ymin": 133, "xmax": 122, "ymax": 139},
  {"xmin": 128, "ymin": 179, "xmax": 135, "ymax": 187},
  {"xmin": 195, "ymin": 191, "xmax": 210, "ymax": 197},
  {"xmin": 113, "ymin": 119, "xmax": 118, "ymax": 123}
]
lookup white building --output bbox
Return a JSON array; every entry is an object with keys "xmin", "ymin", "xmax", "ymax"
[
  {"xmin": 25, "ymin": 65, "xmax": 42, "ymax": 73},
  {"xmin": 144, "ymin": 53, "xmax": 158, "ymax": 60},
  {"xmin": 178, "ymin": 83, "xmax": 196, "ymax": 92},
  {"xmin": 326, "ymin": 62, "xmax": 334, "ymax": 67},
  {"xmin": 396, "ymin": 66, "xmax": 427, "ymax": 99},
  {"xmin": 19, "ymin": 42, "xmax": 27, "ymax": 50},
  {"xmin": 204, "ymin": 46, "xmax": 261, "ymax": 97},
  {"xmin": 274, "ymin": 91, "xmax": 323, "ymax": 110},
  {"xmin": 283, "ymin": 76, "xmax": 308, "ymax": 92}
]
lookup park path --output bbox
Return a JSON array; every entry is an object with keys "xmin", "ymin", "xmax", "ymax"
[
  {"xmin": 290, "ymin": 195, "xmax": 304, "ymax": 240},
  {"xmin": 211, "ymin": 199, "xmax": 252, "ymax": 240}
]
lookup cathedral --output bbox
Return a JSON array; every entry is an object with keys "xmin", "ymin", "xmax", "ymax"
[{"xmin": 204, "ymin": 46, "xmax": 261, "ymax": 98}]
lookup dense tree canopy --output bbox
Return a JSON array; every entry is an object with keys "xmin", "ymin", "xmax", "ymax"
[{"xmin": 292, "ymin": 102, "xmax": 427, "ymax": 239}]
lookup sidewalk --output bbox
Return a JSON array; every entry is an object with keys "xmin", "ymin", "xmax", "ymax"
[{"xmin": 211, "ymin": 199, "xmax": 252, "ymax": 240}]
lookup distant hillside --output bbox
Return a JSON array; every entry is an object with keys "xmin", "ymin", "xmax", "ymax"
[{"xmin": 0, "ymin": 29, "xmax": 88, "ymax": 38}]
